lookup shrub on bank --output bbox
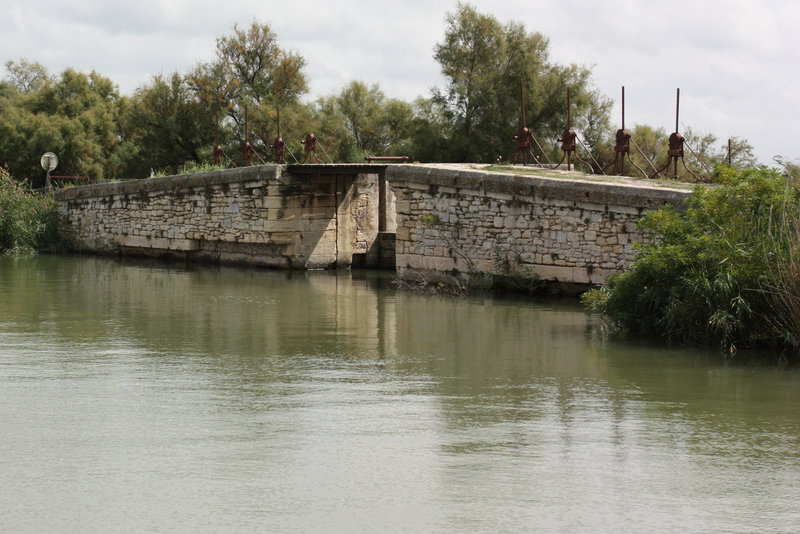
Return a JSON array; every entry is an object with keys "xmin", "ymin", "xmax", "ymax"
[
  {"xmin": 0, "ymin": 167, "xmax": 60, "ymax": 254},
  {"xmin": 582, "ymin": 166, "xmax": 800, "ymax": 357}
]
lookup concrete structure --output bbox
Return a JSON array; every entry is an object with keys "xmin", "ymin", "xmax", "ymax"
[{"xmin": 56, "ymin": 163, "xmax": 692, "ymax": 286}]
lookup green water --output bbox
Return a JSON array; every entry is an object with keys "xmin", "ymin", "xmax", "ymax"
[{"xmin": 1, "ymin": 256, "xmax": 798, "ymax": 532}]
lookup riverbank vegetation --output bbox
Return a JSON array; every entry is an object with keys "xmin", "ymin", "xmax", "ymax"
[
  {"xmin": 582, "ymin": 165, "xmax": 800, "ymax": 360},
  {"xmin": 0, "ymin": 167, "xmax": 59, "ymax": 254},
  {"xmin": 1, "ymin": 4, "xmax": 755, "ymax": 188}
]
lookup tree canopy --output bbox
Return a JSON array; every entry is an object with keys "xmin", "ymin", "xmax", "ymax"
[
  {"xmin": 431, "ymin": 3, "xmax": 607, "ymax": 163},
  {"xmin": 0, "ymin": 12, "xmax": 760, "ymax": 183}
]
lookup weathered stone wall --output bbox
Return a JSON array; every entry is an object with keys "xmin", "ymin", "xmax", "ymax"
[
  {"xmin": 386, "ymin": 165, "xmax": 692, "ymax": 285},
  {"xmin": 56, "ymin": 165, "xmax": 381, "ymax": 269},
  {"xmin": 56, "ymin": 162, "xmax": 693, "ymax": 284}
]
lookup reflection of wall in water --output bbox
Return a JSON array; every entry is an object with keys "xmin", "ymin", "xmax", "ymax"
[{"xmin": 53, "ymin": 258, "xmax": 385, "ymax": 366}]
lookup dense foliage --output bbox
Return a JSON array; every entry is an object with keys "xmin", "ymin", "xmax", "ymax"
[
  {"xmin": 0, "ymin": 167, "xmax": 59, "ymax": 254},
  {"xmin": 432, "ymin": 3, "xmax": 605, "ymax": 163},
  {"xmin": 582, "ymin": 166, "xmax": 800, "ymax": 357}
]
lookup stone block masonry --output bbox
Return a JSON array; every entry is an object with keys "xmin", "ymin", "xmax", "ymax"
[
  {"xmin": 385, "ymin": 165, "xmax": 692, "ymax": 285},
  {"xmin": 56, "ymin": 165, "xmax": 382, "ymax": 269},
  {"xmin": 56, "ymin": 162, "xmax": 693, "ymax": 286}
]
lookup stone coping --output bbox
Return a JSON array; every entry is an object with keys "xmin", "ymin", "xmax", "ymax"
[
  {"xmin": 55, "ymin": 165, "xmax": 283, "ymax": 201},
  {"xmin": 55, "ymin": 162, "xmax": 693, "ymax": 210},
  {"xmin": 385, "ymin": 164, "xmax": 692, "ymax": 210}
]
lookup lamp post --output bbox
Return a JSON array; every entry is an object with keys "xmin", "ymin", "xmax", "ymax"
[{"xmin": 40, "ymin": 152, "xmax": 58, "ymax": 192}]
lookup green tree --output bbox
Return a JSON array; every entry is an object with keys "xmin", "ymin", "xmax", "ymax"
[
  {"xmin": 196, "ymin": 21, "xmax": 309, "ymax": 162},
  {"xmin": 404, "ymin": 97, "xmax": 451, "ymax": 162},
  {"xmin": 337, "ymin": 81, "xmax": 387, "ymax": 155},
  {"xmin": 4, "ymin": 59, "xmax": 51, "ymax": 94},
  {"xmin": 125, "ymin": 72, "xmax": 216, "ymax": 176},
  {"xmin": 381, "ymin": 98, "xmax": 415, "ymax": 155},
  {"xmin": 0, "ymin": 64, "xmax": 127, "ymax": 184},
  {"xmin": 302, "ymin": 81, "xmax": 416, "ymax": 163},
  {"xmin": 433, "ymin": 3, "xmax": 504, "ymax": 161},
  {"xmin": 432, "ymin": 3, "xmax": 609, "ymax": 163},
  {"xmin": 307, "ymin": 95, "xmax": 355, "ymax": 162}
]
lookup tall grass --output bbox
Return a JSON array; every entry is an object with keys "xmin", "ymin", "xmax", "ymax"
[
  {"xmin": 762, "ymin": 198, "xmax": 800, "ymax": 350},
  {"xmin": 0, "ymin": 167, "xmax": 60, "ymax": 254}
]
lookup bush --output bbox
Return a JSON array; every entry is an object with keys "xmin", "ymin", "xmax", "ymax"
[
  {"xmin": 0, "ymin": 167, "xmax": 60, "ymax": 254},
  {"xmin": 582, "ymin": 165, "xmax": 800, "ymax": 355}
]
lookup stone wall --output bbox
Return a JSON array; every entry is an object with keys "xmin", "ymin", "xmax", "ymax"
[
  {"xmin": 386, "ymin": 165, "xmax": 692, "ymax": 285},
  {"xmin": 56, "ymin": 165, "xmax": 382, "ymax": 269},
  {"xmin": 56, "ymin": 162, "xmax": 693, "ymax": 285}
]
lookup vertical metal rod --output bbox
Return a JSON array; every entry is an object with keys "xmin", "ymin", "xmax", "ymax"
[
  {"xmin": 245, "ymin": 106, "xmax": 249, "ymax": 144},
  {"xmin": 277, "ymin": 108, "xmax": 281, "ymax": 139},
  {"xmin": 213, "ymin": 113, "xmax": 222, "ymax": 165},
  {"xmin": 728, "ymin": 138, "xmax": 732, "ymax": 166},
  {"xmin": 567, "ymin": 87, "xmax": 572, "ymax": 130},
  {"xmin": 520, "ymin": 78, "xmax": 527, "ymax": 130},
  {"xmin": 674, "ymin": 88, "xmax": 680, "ymax": 178},
  {"xmin": 621, "ymin": 86, "xmax": 626, "ymax": 131},
  {"xmin": 567, "ymin": 87, "xmax": 572, "ymax": 171}
]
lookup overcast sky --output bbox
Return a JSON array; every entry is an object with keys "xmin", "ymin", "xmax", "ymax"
[{"xmin": 4, "ymin": 0, "xmax": 798, "ymax": 164}]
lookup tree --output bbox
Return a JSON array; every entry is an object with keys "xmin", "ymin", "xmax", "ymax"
[
  {"xmin": 433, "ymin": 3, "xmax": 504, "ymax": 161},
  {"xmin": 125, "ymin": 72, "xmax": 216, "ymax": 176},
  {"xmin": 307, "ymin": 95, "xmax": 355, "ymax": 162},
  {"xmin": 337, "ymin": 81, "xmax": 386, "ymax": 155},
  {"xmin": 192, "ymin": 21, "xmax": 309, "ymax": 161},
  {"xmin": 4, "ymin": 59, "xmax": 51, "ymax": 94},
  {"xmin": 432, "ymin": 3, "xmax": 610, "ymax": 163},
  {"xmin": 0, "ymin": 64, "xmax": 127, "ymax": 184},
  {"xmin": 381, "ymin": 98, "xmax": 415, "ymax": 154},
  {"xmin": 404, "ymin": 97, "xmax": 451, "ymax": 162},
  {"xmin": 300, "ymin": 81, "xmax": 416, "ymax": 163}
]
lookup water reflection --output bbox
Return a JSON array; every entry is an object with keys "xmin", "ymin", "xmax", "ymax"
[{"xmin": 1, "ymin": 256, "xmax": 798, "ymax": 532}]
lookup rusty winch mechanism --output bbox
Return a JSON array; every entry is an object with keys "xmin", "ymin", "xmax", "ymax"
[
  {"xmin": 513, "ymin": 79, "xmax": 551, "ymax": 167},
  {"xmin": 553, "ymin": 87, "xmax": 594, "ymax": 173},
  {"xmin": 603, "ymin": 86, "xmax": 648, "ymax": 178}
]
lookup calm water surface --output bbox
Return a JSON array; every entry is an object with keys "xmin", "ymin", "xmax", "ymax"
[{"xmin": 1, "ymin": 256, "xmax": 798, "ymax": 533}]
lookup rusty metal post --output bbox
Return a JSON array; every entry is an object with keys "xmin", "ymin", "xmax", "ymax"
[
  {"xmin": 513, "ymin": 78, "xmax": 550, "ymax": 166},
  {"xmin": 514, "ymin": 78, "xmax": 532, "ymax": 165},
  {"xmin": 620, "ymin": 86, "xmax": 626, "ymax": 175},
  {"xmin": 213, "ymin": 113, "xmax": 223, "ymax": 165},
  {"xmin": 651, "ymin": 88, "xmax": 699, "ymax": 180},
  {"xmin": 604, "ymin": 86, "xmax": 648, "ymax": 178},
  {"xmin": 378, "ymin": 170, "xmax": 387, "ymax": 233},
  {"xmin": 270, "ymin": 108, "xmax": 286, "ymax": 164},
  {"xmin": 567, "ymin": 87, "xmax": 572, "ymax": 171},
  {"xmin": 728, "ymin": 138, "xmax": 732, "ymax": 166},
  {"xmin": 674, "ymin": 88, "xmax": 680, "ymax": 178},
  {"xmin": 555, "ymin": 87, "xmax": 592, "ymax": 173},
  {"xmin": 241, "ymin": 107, "xmax": 253, "ymax": 166}
]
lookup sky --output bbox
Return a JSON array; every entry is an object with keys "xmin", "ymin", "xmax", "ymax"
[{"xmin": 3, "ymin": 0, "xmax": 798, "ymax": 164}]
